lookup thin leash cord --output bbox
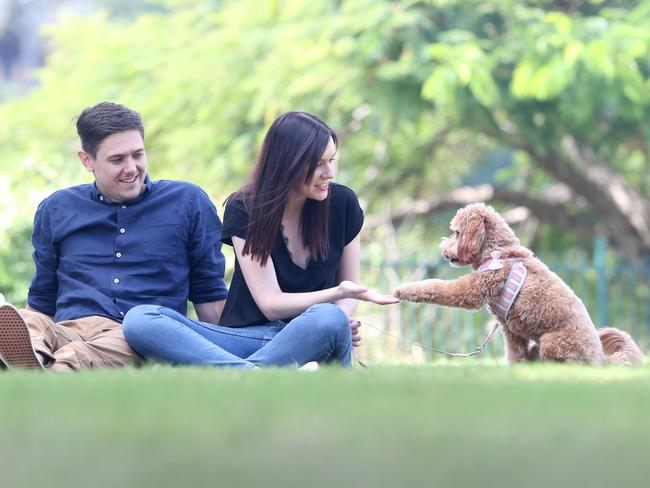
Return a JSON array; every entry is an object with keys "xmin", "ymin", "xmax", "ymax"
[
  {"xmin": 352, "ymin": 320, "xmax": 501, "ymax": 368},
  {"xmin": 351, "ymin": 348, "xmax": 368, "ymax": 369}
]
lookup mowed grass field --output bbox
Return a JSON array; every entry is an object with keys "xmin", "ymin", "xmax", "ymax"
[{"xmin": 1, "ymin": 362, "xmax": 650, "ymax": 488}]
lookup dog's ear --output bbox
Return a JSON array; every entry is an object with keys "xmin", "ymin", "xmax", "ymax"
[{"xmin": 457, "ymin": 215, "xmax": 486, "ymax": 264}]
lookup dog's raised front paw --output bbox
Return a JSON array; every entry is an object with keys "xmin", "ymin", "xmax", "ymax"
[
  {"xmin": 393, "ymin": 282, "xmax": 428, "ymax": 302},
  {"xmin": 393, "ymin": 283, "xmax": 409, "ymax": 300},
  {"xmin": 393, "ymin": 285, "xmax": 403, "ymax": 299}
]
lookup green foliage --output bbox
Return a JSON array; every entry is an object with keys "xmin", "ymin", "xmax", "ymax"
[
  {"xmin": 0, "ymin": 0, "xmax": 454, "ymax": 300},
  {"xmin": 0, "ymin": 223, "xmax": 32, "ymax": 306},
  {"xmin": 1, "ymin": 0, "xmax": 650, "ymax": 300},
  {"xmin": 419, "ymin": 0, "xmax": 650, "ymax": 159}
]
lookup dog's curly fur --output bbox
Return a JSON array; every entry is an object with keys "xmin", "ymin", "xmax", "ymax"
[{"xmin": 393, "ymin": 203, "xmax": 644, "ymax": 365}]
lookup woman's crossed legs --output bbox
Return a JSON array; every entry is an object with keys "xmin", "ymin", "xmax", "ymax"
[{"xmin": 122, "ymin": 303, "xmax": 352, "ymax": 369}]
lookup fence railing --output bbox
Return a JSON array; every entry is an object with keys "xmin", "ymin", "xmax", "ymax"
[{"xmin": 357, "ymin": 236, "xmax": 650, "ymax": 363}]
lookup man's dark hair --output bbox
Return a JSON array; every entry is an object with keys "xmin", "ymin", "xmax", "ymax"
[{"xmin": 76, "ymin": 102, "xmax": 144, "ymax": 158}]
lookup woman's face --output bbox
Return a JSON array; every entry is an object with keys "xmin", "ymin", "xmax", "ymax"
[{"xmin": 296, "ymin": 137, "xmax": 337, "ymax": 202}]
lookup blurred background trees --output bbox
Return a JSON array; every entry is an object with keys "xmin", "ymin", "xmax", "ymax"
[{"xmin": 1, "ymin": 0, "xmax": 649, "ymax": 311}]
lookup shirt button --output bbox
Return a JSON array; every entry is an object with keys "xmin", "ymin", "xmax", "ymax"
[
  {"xmin": 121, "ymin": 205, "xmax": 127, "ymax": 209},
  {"xmin": 113, "ymin": 278, "xmax": 120, "ymax": 284},
  {"xmin": 120, "ymin": 312, "xmax": 125, "ymax": 316},
  {"xmin": 99, "ymin": 196, "xmax": 104, "ymax": 202},
  {"xmin": 119, "ymin": 228, "xmax": 126, "ymax": 234},
  {"xmin": 116, "ymin": 252, "xmax": 122, "ymax": 258}
]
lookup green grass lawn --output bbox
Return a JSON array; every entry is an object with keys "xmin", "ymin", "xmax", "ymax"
[{"xmin": 1, "ymin": 362, "xmax": 650, "ymax": 488}]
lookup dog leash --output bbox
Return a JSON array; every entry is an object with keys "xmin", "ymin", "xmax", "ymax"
[{"xmin": 352, "ymin": 320, "xmax": 502, "ymax": 368}]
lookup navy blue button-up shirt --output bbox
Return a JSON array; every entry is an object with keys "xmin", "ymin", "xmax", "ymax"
[{"xmin": 28, "ymin": 177, "xmax": 228, "ymax": 323}]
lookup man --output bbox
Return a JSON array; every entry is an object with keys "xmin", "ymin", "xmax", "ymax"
[{"xmin": 0, "ymin": 102, "xmax": 228, "ymax": 372}]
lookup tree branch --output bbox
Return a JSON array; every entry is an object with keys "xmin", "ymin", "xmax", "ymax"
[
  {"xmin": 516, "ymin": 138, "xmax": 650, "ymax": 256},
  {"xmin": 363, "ymin": 183, "xmax": 597, "ymax": 242}
]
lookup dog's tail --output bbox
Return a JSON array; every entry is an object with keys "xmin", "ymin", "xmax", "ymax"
[{"xmin": 597, "ymin": 327, "xmax": 645, "ymax": 365}]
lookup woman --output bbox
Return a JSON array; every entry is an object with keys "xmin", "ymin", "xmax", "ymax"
[{"xmin": 123, "ymin": 111, "xmax": 397, "ymax": 368}]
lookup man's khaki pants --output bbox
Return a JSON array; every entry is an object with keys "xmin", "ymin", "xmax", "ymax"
[{"xmin": 19, "ymin": 309, "xmax": 142, "ymax": 372}]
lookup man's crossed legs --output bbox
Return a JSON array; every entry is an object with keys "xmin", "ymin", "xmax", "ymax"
[{"xmin": 0, "ymin": 304, "xmax": 141, "ymax": 372}]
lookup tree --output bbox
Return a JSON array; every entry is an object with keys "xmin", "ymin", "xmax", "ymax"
[
  {"xmin": 1, "ymin": 0, "xmax": 650, "ymax": 303},
  {"xmin": 401, "ymin": 0, "xmax": 650, "ymax": 259}
]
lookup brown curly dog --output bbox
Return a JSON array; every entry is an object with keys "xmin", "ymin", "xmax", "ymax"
[{"xmin": 393, "ymin": 203, "xmax": 644, "ymax": 365}]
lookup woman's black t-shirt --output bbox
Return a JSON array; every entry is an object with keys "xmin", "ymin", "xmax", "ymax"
[{"xmin": 220, "ymin": 183, "xmax": 364, "ymax": 327}]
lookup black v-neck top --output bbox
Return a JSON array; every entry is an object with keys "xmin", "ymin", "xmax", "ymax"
[{"xmin": 219, "ymin": 183, "xmax": 364, "ymax": 327}]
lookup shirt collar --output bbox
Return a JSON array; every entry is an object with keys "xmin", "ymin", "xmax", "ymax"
[{"xmin": 91, "ymin": 175, "xmax": 152, "ymax": 204}]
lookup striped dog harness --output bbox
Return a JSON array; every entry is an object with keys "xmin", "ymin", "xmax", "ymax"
[{"xmin": 477, "ymin": 251, "xmax": 527, "ymax": 322}]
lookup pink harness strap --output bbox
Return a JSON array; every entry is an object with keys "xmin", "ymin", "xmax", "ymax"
[
  {"xmin": 488, "ymin": 261, "xmax": 527, "ymax": 322},
  {"xmin": 477, "ymin": 251, "xmax": 527, "ymax": 322}
]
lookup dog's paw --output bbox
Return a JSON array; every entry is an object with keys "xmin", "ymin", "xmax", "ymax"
[
  {"xmin": 393, "ymin": 282, "xmax": 422, "ymax": 301},
  {"xmin": 393, "ymin": 286, "xmax": 402, "ymax": 299},
  {"xmin": 393, "ymin": 284, "xmax": 408, "ymax": 299},
  {"xmin": 394, "ymin": 279, "xmax": 444, "ymax": 304}
]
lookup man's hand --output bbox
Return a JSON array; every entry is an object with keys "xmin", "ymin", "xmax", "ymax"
[{"xmin": 194, "ymin": 300, "xmax": 226, "ymax": 324}]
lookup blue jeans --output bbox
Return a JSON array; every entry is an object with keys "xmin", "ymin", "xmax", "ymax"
[{"xmin": 122, "ymin": 303, "xmax": 352, "ymax": 369}]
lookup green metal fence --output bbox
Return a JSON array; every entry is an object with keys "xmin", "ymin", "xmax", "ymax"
[{"xmin": 357, "ymin": 236, "xmax": 650, "ymax": 363}]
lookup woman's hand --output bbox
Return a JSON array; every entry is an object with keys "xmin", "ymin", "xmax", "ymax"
[
  {"xmin": 338, "ymin": 280, "xmax": 400, "ymax": 305},
  {"xmin": 350, "ymin": 318, "xmax": 362, "ymax": 347}
]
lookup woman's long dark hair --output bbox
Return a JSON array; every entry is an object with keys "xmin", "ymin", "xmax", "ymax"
[{"xmin": 231, "ymin": 111, "xmax": 337, "ymax": 266}]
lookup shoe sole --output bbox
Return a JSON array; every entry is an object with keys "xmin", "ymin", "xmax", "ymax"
[{"xmin": 0, "ymin": 304, "xmax": 44, "ymax": 371}]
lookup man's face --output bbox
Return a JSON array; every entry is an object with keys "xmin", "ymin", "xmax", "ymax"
[{"xmin": 78, "ymin": 129, "xmax": 148, "ymax": 203}]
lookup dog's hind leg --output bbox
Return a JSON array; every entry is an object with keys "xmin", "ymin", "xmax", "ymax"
[
  {"xmin": 538, "ymin": 329, "xmax": 602, "ymax": 364},
  {"xmin": 525, "ymin": 341, "xmax": 539, "ymax": 361}
]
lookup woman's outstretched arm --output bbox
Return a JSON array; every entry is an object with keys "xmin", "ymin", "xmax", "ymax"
[
  {"xmin": 334, "ymin": 234, "xmax": 398, "ymax": 316},
  {"xmin": 232, "ymin": 236, "xmax": 398, "ymax": 321}
]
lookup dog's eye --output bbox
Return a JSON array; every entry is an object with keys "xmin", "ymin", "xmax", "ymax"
[{"xmin": 454, "ymin": 231, "xmax": 459, "ymax": 237}]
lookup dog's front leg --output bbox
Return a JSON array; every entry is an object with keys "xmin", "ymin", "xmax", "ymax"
[
  {"xmin": 393, "ymin": 275, "xmax": 486, "ymax": 310},
  {"xmin": 502, "ymin": 327, "xmax": 529, "ymax": 364}
]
